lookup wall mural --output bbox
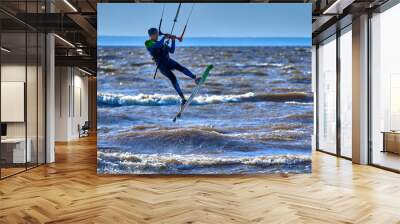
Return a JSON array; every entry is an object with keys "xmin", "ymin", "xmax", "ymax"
[{"xmin": 97, "ymin": 3, "xmax": 313, "ymax": 174}]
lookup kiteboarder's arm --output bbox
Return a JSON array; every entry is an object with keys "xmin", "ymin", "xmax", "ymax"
[
  {"xmin": 154, "ymin": 36, "xmax": 166, "ymax": 48},
  {"xmin": 169, "ymin": 38, "xmax": 176, "ymax": 53}
]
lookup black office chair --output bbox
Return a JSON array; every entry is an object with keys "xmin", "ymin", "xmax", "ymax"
[{"xmin": 78, "ymin": 121, "xmax": 90, "ymax": 138}]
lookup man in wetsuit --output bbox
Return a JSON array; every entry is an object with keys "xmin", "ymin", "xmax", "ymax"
[{"xmin": 145, "ymin": 27, "xmax": 201, "ymax": 106}]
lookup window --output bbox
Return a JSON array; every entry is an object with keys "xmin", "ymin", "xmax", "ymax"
[
  {"xmin": 339, "ymin": 27, "xmax": 352, "ymax": 158},
  {"xmin": 370, "ymin": 3, "xmax": 400, "ymax": 171},
  {"xmin": 317, "ymin": 36, "xmax": 337, "ymax": 154}
]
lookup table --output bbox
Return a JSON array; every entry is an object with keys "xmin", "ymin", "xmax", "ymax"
[
  {"xmin": 381, "ymin": 131, "xmax": 400, "ymax": 154},
  {"xmin": 1, "ymin": 138, "xmax": 31, "ymax": 163}
]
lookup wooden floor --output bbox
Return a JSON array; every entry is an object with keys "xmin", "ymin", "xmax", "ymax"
[
  {"xmin": 1, "ymin": 136, "xmax": 400, "ymax": 224},
  {"xmin": 1, "ymin": 167, "xmax": 26, "ymax": 178},
  {"xmin": 372, "ymin": 150, "xmax": 400, "ymax": 171}
]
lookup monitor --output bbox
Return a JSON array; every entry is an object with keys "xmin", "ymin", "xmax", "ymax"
[{"xmin": 1, "ymin": 123, "xmax": 7, "ymax": 137}]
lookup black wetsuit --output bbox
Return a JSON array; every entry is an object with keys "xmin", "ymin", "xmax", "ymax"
[{"xmin": 145, "ymin": 36, "xmax": 195, "ymax": 100}]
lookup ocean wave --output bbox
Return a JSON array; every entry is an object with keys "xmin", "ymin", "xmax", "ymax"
[
  {"xmin": 235, "ymin": 62, "xmax": 284, "ymax": 68},
  {"xmin": 285, "ymin": 101, "xmax": 313, "ymax": 105},
  {"xmin": 97, "ymin": 151, "xmax": 311, "ymax": 174},
  {"xmin": 225, "ymin": 130, "xmax": 307, "ymax": 142},
  {"xmin": 284, "ymin": 112, "xmax": 313, "ymax": 121},
  {"xmin": 97, "ymin": 92, "xmax": 313, "ymax": 107},
  {"xmin": 214, "ymin": 71, "xmax": 267, "ymax": 77},
  {"xmin": 130, "ymin": 61, "xmax": 154, "ymax": 67},
  {"xmin": 104, "ymin": 128, "xmax": 259, "ymax": 154},
  {"xmin": 101, "ymin": 127, "xmax": 310, "ymax": 155}
]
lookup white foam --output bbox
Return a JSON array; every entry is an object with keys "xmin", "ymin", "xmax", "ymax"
[
  {"xmin": 98, "ymin": 151, "xmax": 311, "ymax": 169},
  {"xmin": 285, "ymin": 101, "xmax": 313, "ymax": 105},
  {"xmin": 97, "ymin": 92, "xmax": 255, "ymax": 106}
]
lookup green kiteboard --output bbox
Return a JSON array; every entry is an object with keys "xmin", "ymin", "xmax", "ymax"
[{"xmin": 173, "ymin": 64, "xmax": 214, "ymax": 122}]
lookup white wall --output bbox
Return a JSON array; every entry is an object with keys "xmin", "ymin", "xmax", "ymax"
[
  {"xmin": 1, "ymin": 63, "xmax": 46, "ymax": 164},
  {"xmin": 72, "ymin": 72, "xmax": 89, "ymax": 137},
  {"xmin": 0, "ymin": 65, "xmax": 40, "ymax": 138},
  {"xmin": 55, "ymin": 66, "xmax": 69, "ymax": 141},
  {"xmin": 1, "ymin": 64, "xmax": 26, "ymax": 81},
  {"xmin": 1, "ymin": 65, "xmax": 26, "ymax": 139},
  {"xmin": 55, "ymin": 67, "xmax": 89, "ymax": 141}
]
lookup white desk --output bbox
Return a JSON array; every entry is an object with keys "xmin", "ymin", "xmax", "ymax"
[{"xmin": 1, "ymin": 138, "xmax": 31, "ymax": 163}]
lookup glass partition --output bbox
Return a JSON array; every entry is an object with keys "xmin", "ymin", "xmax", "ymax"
[
  {"xmin": 27, "ymin": 30, "xmax": 38, "ymax": 169},
  {"xmin": 0, "ymin": 1, "xmax": 46, "ymax": 179},
  {"xmin": 317, "ymin": 35, "xmax": 337, "ymax": 154},
  {"xmin": 1, "ymin": 31, "xmax": 28, "ymax": 177}
]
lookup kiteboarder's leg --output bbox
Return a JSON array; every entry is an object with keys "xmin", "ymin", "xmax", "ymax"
[
  {"xmin": 160, "ymin": 67, "xmax": 187, "ymax": 105},
  {"xmin": 170, "ymin": 59, "xmax": 201, "ymax": 84}
]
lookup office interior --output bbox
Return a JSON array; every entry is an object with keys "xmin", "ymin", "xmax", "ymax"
[{"xmin": 0, "ymin": 0, "xmax": 97, "ymax": 179}]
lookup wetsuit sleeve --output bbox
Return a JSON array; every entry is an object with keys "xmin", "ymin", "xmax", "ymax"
[
  {"xmin": 151, "ymin": 36, "xmax": 166, "ymax": 49},
  {"xmin": 168, "ymin": 38, "xmax": 175, "ymax": 54}
]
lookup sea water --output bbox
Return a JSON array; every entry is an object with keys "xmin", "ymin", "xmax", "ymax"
[{"xmin": 97, "ymin": 44, "xmax": 313, "ymax": 174}]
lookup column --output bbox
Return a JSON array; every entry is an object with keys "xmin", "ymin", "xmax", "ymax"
[{"xmin": 352, "ymin": 14, "xmax": 369, "ymax": 164}]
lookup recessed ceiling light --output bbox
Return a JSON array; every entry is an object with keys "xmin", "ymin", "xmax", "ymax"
[
  {"xmin": 54, "ymin": 34, "xmax": 75, "ymax": 48},
  {"xmin": 322, "ymin": 0, "xmax": 356, "ymax": 15},
  {"xmin": 1, "ymin": 47, "xmax": 11, "ymax": 53},
  {"xmin": 63, "ymin": 0, "xmax": 78, "ymax": 12},
  {"xmin": 78, "ymin": 67, "xmax": 93, "ymax": 76}
]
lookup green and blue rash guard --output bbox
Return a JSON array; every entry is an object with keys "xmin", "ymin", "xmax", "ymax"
[{"xmin": 145, "ymin": 36, "xmax": 175, "ymax": 65}]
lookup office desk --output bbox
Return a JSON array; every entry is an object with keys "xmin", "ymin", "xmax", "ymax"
[
  {"xmin": 382, "ymin": 131, "xmax": 400, "ymax": 155},
  {"xmin": 1, "ymin": 138, "xmax": 31, "ymax": 163}
]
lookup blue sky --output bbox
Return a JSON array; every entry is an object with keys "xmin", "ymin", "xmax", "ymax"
[{"xmin": 98, "ymin": 3, "xmax": 311, "ymax": 38}]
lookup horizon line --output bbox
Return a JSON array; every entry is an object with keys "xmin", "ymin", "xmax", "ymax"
[{"xmin": 98, "ymin": 35, "xmax": 311, "ymax": 39}]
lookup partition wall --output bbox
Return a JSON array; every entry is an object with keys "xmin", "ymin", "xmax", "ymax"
[{"xmin": 0, "ymin": 1, "xmax": 46, "ymax": 179}]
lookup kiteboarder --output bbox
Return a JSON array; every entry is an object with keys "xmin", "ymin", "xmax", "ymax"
[
  {"xmin": 145, "ymin": 28, "xmax": 200, "ymax": 106},
  {"xmin": 144, "ymin": 3, "xmax": 213, "ymax": 122}
]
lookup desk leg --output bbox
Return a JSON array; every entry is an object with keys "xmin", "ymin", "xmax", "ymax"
[{"xmin": 382, "ymin": 133, "xmax": 386, "ymax": 153}]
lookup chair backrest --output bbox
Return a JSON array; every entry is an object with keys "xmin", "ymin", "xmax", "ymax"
[{"xmin": 82, "ymin": 121, "xmax": 90, "ymax": 129}]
